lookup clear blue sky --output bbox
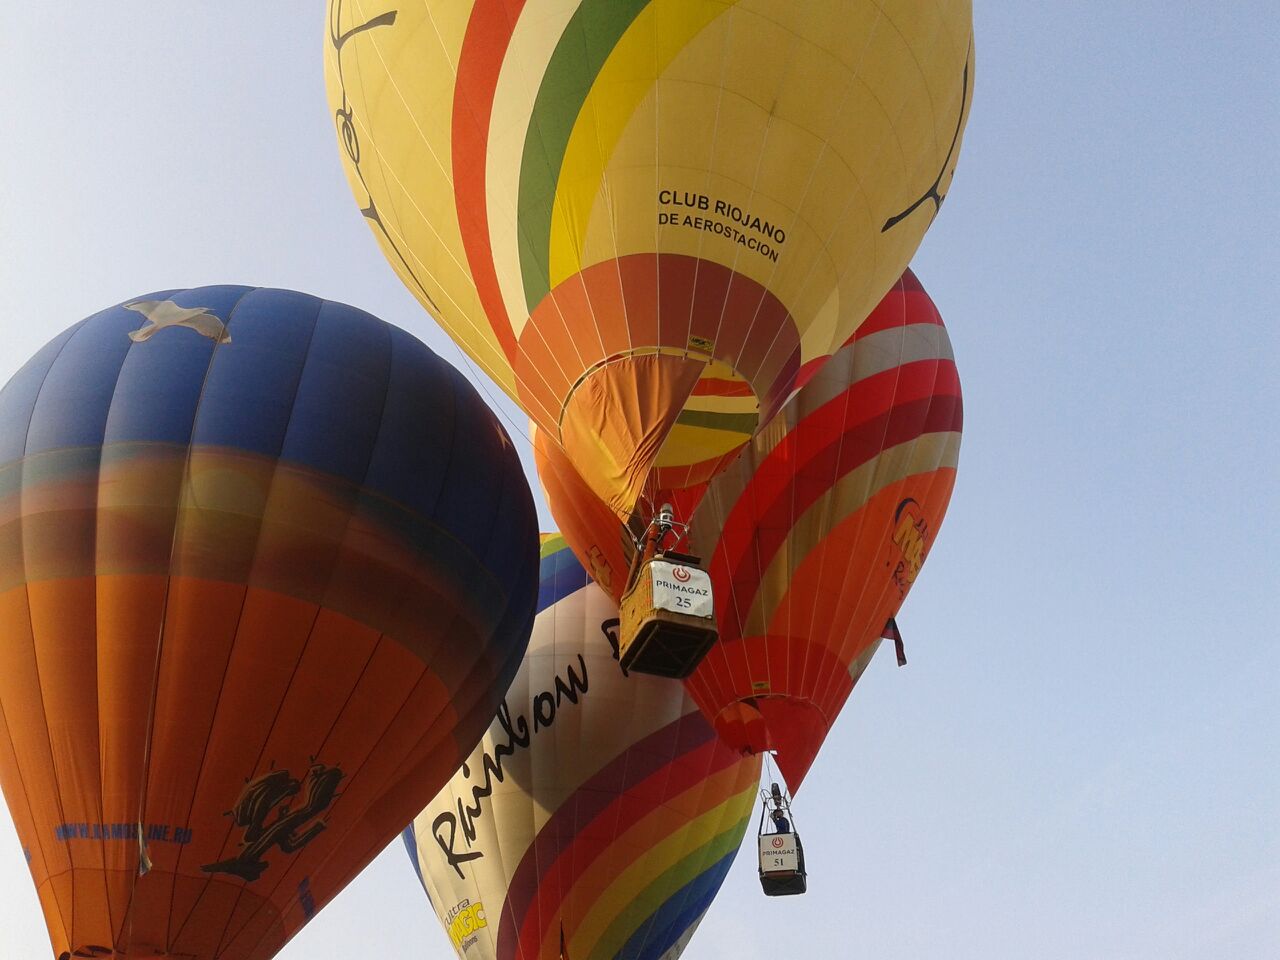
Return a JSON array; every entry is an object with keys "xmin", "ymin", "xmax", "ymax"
[{"xmin": 1, "ymin": 4, "xmax": 1275, "ymax": 958}]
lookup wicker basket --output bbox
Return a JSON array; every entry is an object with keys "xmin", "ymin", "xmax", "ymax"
[{"xmin": 617, "ymin": 555, "xmax": 718, "ymax": 678}]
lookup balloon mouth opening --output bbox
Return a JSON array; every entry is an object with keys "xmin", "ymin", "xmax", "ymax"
[
  {"xmin": 711, "ymin": 700, "xmax": 772, "ymax": 755},
  {"xmin": 711, "ymin": 696, "xmax": 827, "ymax": 791},
  {"xmin": 556, "ymin": 350, "xmax": 759, "ymax": 518},
  {"xmin": 555, "ymin": 347, "xmax": 756, "ymax": 434}
]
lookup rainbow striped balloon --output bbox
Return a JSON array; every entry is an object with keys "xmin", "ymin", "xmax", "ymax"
[{"xmin": 405, "ymin": 536, "xmax": 761, "ymax": 960}]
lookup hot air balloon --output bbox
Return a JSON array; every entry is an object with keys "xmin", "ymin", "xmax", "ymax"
[
  {"xmin": 324, "ymin": 0, "xmax": 975, "ymax": 528},
  {"xmin": 405, "ymin": 535, "xmax": 761, "ymax": 960},
  {"xmin": 0, "ymin": 286, "xmax": 539, "ymax": 960},
  {"xmin": 539, "ymin": 270, "xmax": 962, "ymax": 790}
]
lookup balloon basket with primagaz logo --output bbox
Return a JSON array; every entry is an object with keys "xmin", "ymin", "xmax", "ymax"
[{"xmin": 618, "ymin": 548, "xmax": 718, "ymax": 678}]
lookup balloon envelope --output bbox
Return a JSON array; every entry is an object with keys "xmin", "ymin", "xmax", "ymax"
[
  {"xmin": 407, "ymin": 535, "xmax": 760, "ymax": 960},
  {"xmin": 683, "ymin": 270, "xmax": 963, "ymax": 790},
  {"xmin": 0, "ymin": 287, "xmax": 539, "ymax": 959},
  {"xmin": 325, "ymin": 0, "xmax": 974, "ymax": 521}
]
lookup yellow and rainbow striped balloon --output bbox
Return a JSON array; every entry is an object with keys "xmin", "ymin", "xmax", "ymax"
[{"xmin": 325, "ymin": 0, "xmax": 974, "ymax": 522}]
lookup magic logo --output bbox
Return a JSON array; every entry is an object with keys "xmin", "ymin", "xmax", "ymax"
[
  {"xmin": 890, "ymin": 498, "xmax": 931, "ymax": 594},
  {"xmin": 446, "ymin": 899, "xmax": 488, "ymax": 951}
]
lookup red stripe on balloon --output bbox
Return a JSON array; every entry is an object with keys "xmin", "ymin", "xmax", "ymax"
[
  {"xmin": 509, "ymin": 742, "xmax": 749, "ymax": 959},
  {"xmin": 495, "ymin": 712, "xmax": 721, "ymax": 959},
  {"xmin": 845, "ymin": 271, "xmax": 942, "ymax": 344},
  {"xmin": 710, "ymin": 360, "xmax": 959, "ymax": 588},
  {"xmin": 452, "ymin": 0, "xmax": 526, "ymax": 363},
  {"xmin": 711, "ymin": 374, "xmax": 962, "ymax": 646}
]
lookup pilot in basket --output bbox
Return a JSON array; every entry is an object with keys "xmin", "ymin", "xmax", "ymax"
[{"xmin": 757, "ymin": 781, "xmax": 806, "ymax": 896}]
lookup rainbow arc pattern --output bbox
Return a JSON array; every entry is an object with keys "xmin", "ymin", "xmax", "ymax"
[{"xmin": 410, "ymin": 537, "xmax": 760, "ymax": 960}]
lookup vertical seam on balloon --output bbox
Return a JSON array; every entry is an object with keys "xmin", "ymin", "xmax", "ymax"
[
  {"xmin": 108, "ymin": 284, "xmax": 249, "ymax": 952},
  {"xmin": 803, "ymin": 343, "xmax": 895, "ymax": 718},
  {"xmin": 199, "ymin": 294, "xmax": 391, "ymax": 955},
  {"xmin": 696, "ymin": 488, "xmax": 737, "ymax": 746},
  {"xmin": 516, "ymin": 300, "xmax": 578, "ymax": 435},
  {"xmin": 800, "ymin": 310, "xmax": 902, "ymax": 718},
  {"xmin": 813, "ymin": 351, "xmax": 922, "ymax": 714},
  {"xmin": 449, "ymin": 0, "xmax": 521, "ymax": 364},
  {"xmin": 812, "ymin": 361, "xmax": 957, "ymax": 715},
  {"xmin": 226, "ymin": 321, "xmax": 517, "ymax": 956},
  {"xmin": 746, "ymin": 7, "xmax": 904, "ymax": 393},
  {"xmin": 329, "ymin": 3, "xmax": 459, "ymax": 316},
  {"xmin": 729, "ymin": 448, "xmax": 759, "ymax": 731},
  {"xmin": 706, "ymin": 12, "xmax": 799, "ymax": 382},
  {"xmin": 267, "ymin": 656, "xmax": 473, "ymax": 957},
  {"xmin": 737, "ymin": 356, "xmax": 928, "ymax": 640},
  {"xmin": 161, "ymin": 289, "xmax": 327, "ymax": 953},
  {"xmin": 200, "ymin": 603, "xmax": 328, "ymax": 960},
  {"xmin": 0, "ymin": 671, "xmax": 67, "ymax": 948},
  {"xmin": 823, "ymin": 329, "xmax": 936, "ymax": 712},
  {"xmin": 337, "ymin": 2, "xmax": 521, "ymax": 390},
  {"xmin": 15, "ymin": 315, "xmax": 104, "ymax": 951},
  {"xmin": 219, "ymin": 654, "xmax": 452, "ymax": 955},
  {"xmin": 516, "ymin": 0, "xmax": 650, "ymax": 312},
  {"xmin": 735, "ymin": 15, "xmax": 876, "ymax": 404},
  {"xmin": 797, "ymin": 278, "xmax": 903, "ymax": 724},
  {"xmin": 88, "ymin": 340, "xmax": 152, "ymax": 953},
  {"xmin": 465, "ymin": 365, "xmax": 521, "ymax": 676},
  {"xmin": 220, "ymin": 635, "xmax": 385, "ymax": 949},
  {"xmin": 821, "ymin": 373, "xmax": 959, "ymax": 716},
  {"xmin": 569, "ymin": 12, "xmax": 615, "ymax": 371},
  {"xmin": 669, "ymin": 10, "xmax": 719, "ymax": 387},
  {"xmin": 227, "ymin": 653, "xmax": 453, "ymax": 960},
  {"xmin": 650, "ymin": 1, "xmax": 663, "ymax": 488}
]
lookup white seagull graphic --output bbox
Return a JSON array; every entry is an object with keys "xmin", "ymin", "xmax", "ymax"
[{"xmin": 125, "ymin": 300, "xmax": 232, "ymax": 344}]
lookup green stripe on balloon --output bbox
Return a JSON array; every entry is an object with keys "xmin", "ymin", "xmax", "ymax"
[
  {"xmin": 590, "ymin": 805, "xmax": 754, "ymax": 959},
  {"xmin": 516, "ymin": 0, "xmax": 651, "ymax": 311}
]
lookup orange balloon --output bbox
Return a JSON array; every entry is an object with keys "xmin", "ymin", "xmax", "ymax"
[
  {"xmin": 685, "ymin": 270, "xmax": 962, "ymax": 789},
  {"xmin": 0, "ymin": 287, "xmax": 538, "ymax": 959}
]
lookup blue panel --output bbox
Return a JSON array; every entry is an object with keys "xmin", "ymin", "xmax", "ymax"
[
  {"xmin": 278, "ymin": 298, "xmax": 391, "ymax": 487},
  {"xmin": 401, "ymin": 825, "xmax": 429, "ymax": 897},
  {"xmin": 24, "ymin": 305, "xmax": 140, "ymax": 455},
  {"xmin": 432, "ymin": 364, "xmax": 507, "ymax": 566},
  {"xmin": 190, "ymin": 287, "xmax": 322, "ymax": 459},
  {"xmin": 362, "ymin": 325, "xmax": 453, "ymax": 521},
  {"xmin": 0, "ymin": 322, "xmax": 84, "ymax": 464},
  {"xmin": 0, "ymin": 284, "xmax": 540, "ymax": 650},
  {"xmin": 537, "ymin": 547, "xmax": 590, "ymax": 613},
  {"xmin": 482, "ymin": 461, "xmax": 536, "ymax": 606},
  {"xmin": 103, "ymin": 288, "xmax": 244, "ymax": 446}
]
